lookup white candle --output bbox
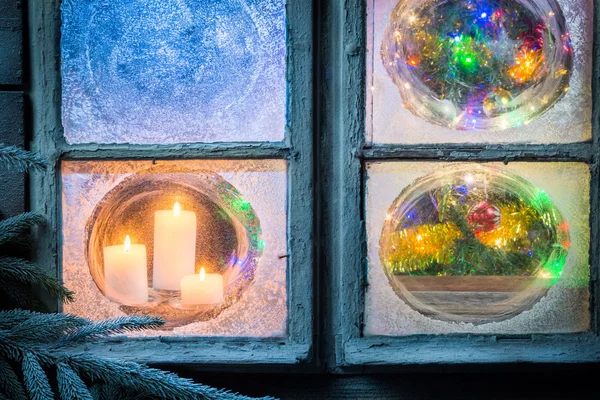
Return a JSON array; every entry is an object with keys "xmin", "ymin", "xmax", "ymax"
[
  {"xmin": 180, "ymin": 267, "xmax": 224, "ymax": 305},
  {"xmin": 153, "ymin": 202, "xmax": 197, "ymax": 291},
  {"xmin": 104, "ymin": 235, "xmax": 148, "ymax": 305}
]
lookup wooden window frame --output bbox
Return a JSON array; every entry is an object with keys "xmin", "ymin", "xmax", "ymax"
[
  {"xmin": 27, "ymin": 0, "xmax": 600, "ymax": 372},
  {"xmin": 326, "ymin": 0, "xmax": 600, "ymax": 369},
  {"xmin": 28, "ymin": 0, "xmax": 314, "ymax": 370}
]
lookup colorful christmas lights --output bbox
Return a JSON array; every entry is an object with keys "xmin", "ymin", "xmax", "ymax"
[
  {"xmin": 380, "ymin": 165, "xmax": 569, "ymax": 280},
  {"xmin": 381, "ymin": 0, "xmax": 573, "ymax": 130}
]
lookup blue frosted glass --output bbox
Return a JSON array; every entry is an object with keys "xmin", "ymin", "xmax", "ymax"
[{"xmin": 61, "ymin": 0, "xmax": 286, "ymax": 144}]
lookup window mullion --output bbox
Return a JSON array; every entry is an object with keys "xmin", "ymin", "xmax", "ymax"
[
  {"xmin": 59, "ymin": 142, "xmax": 291, "ymax": 160},
  {"xmin": 361, "ymin": 142, "xmax": 594, "ymax": 162}
]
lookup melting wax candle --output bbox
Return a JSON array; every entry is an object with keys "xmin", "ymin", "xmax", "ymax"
[
  {"xmin": 104, "ymin": 236, "xmax": 148, "ymax": 305},
  {"xmin": 153, "ymin": 202, "xmax": 197, "ymax": 291},
  {"xmin": 180, "ymin": 267, "xmax": 224, "ymax": 305}
]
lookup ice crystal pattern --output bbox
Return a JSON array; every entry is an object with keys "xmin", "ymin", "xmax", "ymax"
[{"xmin": 61, "ymin": 0, "xmax": 286, "ymax": 144}]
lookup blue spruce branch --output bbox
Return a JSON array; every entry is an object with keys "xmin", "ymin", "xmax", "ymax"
[
  {"xmin": 0, "ymin": 311, "xmax": 275, "ymax": 400},
  {"xmin": 0, "ymin": 309, "xmax": 40, "ymax": 330},
  {"xmin": 21, "ymin": 352, "xmax": 53, "ymax": 400},
  {"xmin": 0, "ymin": 356, "xmax": 27, "ymax": 400},
  {"xmin": 67, "ymin": 354, "xmax": 275, "ymax": 400},
  {"xmin": 0, "ymin": 144, "xmax": 47, "ymax": 173},
  {"xmin": 57, "ymin": 362, "xmax": 94, "ymax": 400},
  {"xmin": 0, "ymin": 256, "xmax": 75, "ymax": 303},
  {"xmin": 0, "ymin": 212, "xmax": 45, "ymax": 247},
  {"xmin": 7, "ymin": 311, "xmax": 89, "ymax": 344},
  {"xmin": 56, "ymin": 315, "xmax": 164, "ymax": 346},
  {"xmin": 0, "ymin": 281, "xmax": 40, "ymax": 311}
]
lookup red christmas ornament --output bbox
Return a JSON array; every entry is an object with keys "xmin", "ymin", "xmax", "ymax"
[{"xmin": 467, "ymin": 201, "xmax": 501, "ymax": 234}]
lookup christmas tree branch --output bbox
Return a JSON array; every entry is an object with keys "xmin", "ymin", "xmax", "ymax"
[
  {"xmin": 6, "ymin": 311, "xmax": 89, "ymax": 344},
  {"xmin": 55, "ymin": 315, "xmax": 163, "ymax": 346},
  {"xmin": 22, "ymin": 352, "xmax": 53, "ymax": 400},
  {"xmin": 56, "ymin": 362, "xmax": 94, "ymax": 400},
  {"xmin": 0, "ymin": 144, "xmax": 46, "ymax": 173},
  {"xmin": 0, "ymin": 357, "xmax": 27, "ymax": 400},
  {"xmin": 67, "ymin": 354, "xmax": 273, "ymax": 400},
  {"xmin": 0, "ymin": 257, "xmax": 75, "ymax": 303},
  {"xmin": 0, "ymin": 213, "xmax": 45, "ymax": 247}
]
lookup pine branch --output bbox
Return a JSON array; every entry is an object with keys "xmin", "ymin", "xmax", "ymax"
[
  {"xmin": 0, "ymin": 212, "xmax": 45, "ymax": 247},
  {"xmin": 0, "ymin": 329, "xmax": 275, "ymax": 400},
  {"xmin": 56, "ymin": 315, "xmax": 164, "ymax": 346},
  {"xmin": 96, "ymin": 383, "xmax": 125, "ymax": 400},
  {"xmin": 0, "ymin": 256, "xmax": 75, "ymax": 303},
  {"xmin": 0, "ymin": 281, "xmax": 38, "ymax": 310},
  {"xmin": 0, "ymin": 309, "xmax": 39, "ymax": 330},
  {"xmin": 21, "ymin": 353, "xmax": 53, "ymax": 400},
  {"xmin": 67, "ymin": 354, "xmax": 275, "ymax": 400},
  {"xmin": 8, "ymin": 312, "xmax": 89, "ymax": 344},
  {"xmin": 0, "ymin": 144, "xmax": 46, "ymax": 173},
  {"xmin": 57, "ymin": 362, "xmax": 94, "ymax": 400},
  {"xmin": 89, "ymin": 384, "xmax": 102, "ymax": 400},
  {"xmin": 0, "ymin": 357, "xmax": 27, "ymax": 400}
]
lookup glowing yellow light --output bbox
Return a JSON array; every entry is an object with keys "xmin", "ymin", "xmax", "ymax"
[
  {"xmin": 385, "ymin": 223, "xmax": 461, "ymax": 273},
  {"xmin": 199, "ymin": 267, "xmax": 206, "ymax": 282},
  {"xmin": 409, "ymin": 15, "xmax": 416, "ymax": 22},
  {"xmin": 124, "ymin": 235, "xmax": 131, "ymax": 253},
  {"xmin": 385, "ymin": 214, "xmax": 392, "ymax": 221},
  {"xmin": 404, "ymin": 82, "xmax": 411, "ymax": 89},
  {"xmin": 539, "ymin": 271, "xmax": 551, "ymax": 279},
  {"xmin": 508, "ymin": 49, "xmax": 543, "ymax": 84},
  {"xmin": 174, "ymin": 202, "xmax": 181, "ymax": 216}
]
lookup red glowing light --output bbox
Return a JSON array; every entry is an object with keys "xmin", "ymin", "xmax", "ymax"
[{"xmin": 407, "ymin": 56, "xmax": 419, "ymax": 67}]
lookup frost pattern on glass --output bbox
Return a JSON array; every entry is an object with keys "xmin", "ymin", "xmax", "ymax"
[
  {"xmin": 61, "ymin": 0, "xmax": 286, "ymax": 144},
  {"xmin": 62, "ymin": 160, "xmax": 287, "ymax": 337},
  {"xmin": 365, "ymin": 162, "xmax": 590, "ymax": 335},
  {"xmin": 367, "ymin": 0, "xmax": 593, "ymax": 144}
]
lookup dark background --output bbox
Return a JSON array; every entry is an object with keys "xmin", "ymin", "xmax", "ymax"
[{"xmin": 2, "ymin": 0, "xmax": 599, "ymax": 398}]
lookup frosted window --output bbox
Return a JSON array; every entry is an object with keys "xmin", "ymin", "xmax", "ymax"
[
  {"xmin": 367, "ymin": 0, "xmax": 593, "ymax": 144},
  {"xmin": 365, "ymin": 161, "xmax": 590, "ymax": 335},
  {"xmin": 62, "ymin": 159, "xmax": 287, "ymax": 337},
  {"xmin": 61, "ymin": 0, "xmax": 286, "ymax": 144}
]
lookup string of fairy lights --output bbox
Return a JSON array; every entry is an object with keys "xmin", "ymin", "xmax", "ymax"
[
  {"xmin": 381, "ymin": 0, "xmax": 573, "ymax": 130},
  {"xmin": 379, "ymin": 166, "xmax": 570, "ymax": 281}
]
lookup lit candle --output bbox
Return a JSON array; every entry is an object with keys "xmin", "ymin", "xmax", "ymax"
[
  {"xmin": 103, "ymin": 235, "xmax": 148, "ymax": 305},
  {"xmin": 180, "ymin": 267, "xmax": 224, "ymax": 305},
  {"xmin": 153, "ymin": 202, "xmax": 197, "ymax": 291}
]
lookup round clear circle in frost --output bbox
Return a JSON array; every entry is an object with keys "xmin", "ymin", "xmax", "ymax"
[
  {"xmin": 85, "ymin": 164, "xmax": 262, "ymax": 328},
  {"xmin": 381, "ymin": 0, "xmax": 573, "ymax": 130},
  {"xmin": 379, "ymin": 164, "xmax": 570, "ymax": 324}
]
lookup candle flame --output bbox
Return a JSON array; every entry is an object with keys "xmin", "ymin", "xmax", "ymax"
[
  {"xmin": 124, "ymin": 235, "xmax": 131, "ymax": 253},
  {"xmin": 174, "ymin": 202, "xmax": 181, "ymax": 216},
  {"xmin": 199, "ymin": 267, "xmax": 206, "ymax": 282}
]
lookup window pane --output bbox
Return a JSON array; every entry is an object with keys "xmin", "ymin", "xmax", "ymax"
[
  {"xmin": 366, "ymin": 0, "xmax": 592, "ymax": 144},
  {"xmin": 365, "ymin": 162, "xmax": 589, "ymax": 335},
  {"xmin": 61, "ymin": 0, "xmax": 286, "ymax": 144},
  {"xmin": 61, "ymin": 159, "xmax": 287, "ymax": 337}
]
